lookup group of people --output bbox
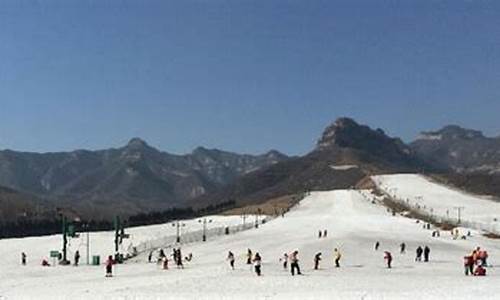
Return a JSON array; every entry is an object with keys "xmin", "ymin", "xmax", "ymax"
[
  {"xmin": 23, "ymin": 250, "xmax": 81, "ymax": 268},
  {"xmin": 415, "ymin": 246, "xmax": 431, "ymax": 262},
  {"xmin": 148, "ymin": 247, "xmax": 192, "ymax": 271},
  {"xmin": 464, "ymin": 247, "xmax": 489, "ymax": 276},
  {"xmin": 229, "ymin": 248, "xmax": 342, "ymax": 277},
  {"xmin": 318, "ymin": 229, "xmax": 328, "ymax": 239},
  {"xmin": 376, "ymin": 242, "xmax": 432, "ymax": 268}
]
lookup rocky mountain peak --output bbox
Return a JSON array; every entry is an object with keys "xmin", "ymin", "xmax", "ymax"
[
  {"xmin": 317, "ymin": 117, "xmax": 392, "ymax": 150},
  {"xmin": 125, "ymin": 138, "xmax": 151, "ymax": 149}
]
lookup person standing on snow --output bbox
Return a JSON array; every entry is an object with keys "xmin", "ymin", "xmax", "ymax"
[
  {"xmin": 333, "ymin": 248, "xmax": 342, "ymax": 268},
  {"xmin": 415, "ymin": 246, "xmax": 423, "ymax": 262},
  {"xmin": 74, "ymin": 250, "xmax": 81, "ymax": 266},
  {"xmin": 289, "ymin": 250, "xmax": 302, "ymax": 276},
  {"xmin": 314, "ymin": 253, "xmax": 322, "ymax": 270},
  {"xmin": 105, "ymin": 255, "xmax": 114, "ymax": 277},
  {"xmin": 21, "ymin": 252, "xmax": 27, "ymax": 266},
  {"xmin": 247, "ymin": 249, "xmax": 253, "ymax": 265},
  {"xmin": 464, "ymin": 255, "xmax": 474, "ymax": 276},
  {"xmin": 176, "ymin": 248, "xmax": 184, "ymax": 269},
  {"xmin": 227, "ymin": 251, "xmax": 235, "ymax": 270},
  {"xmin": 375, "ymin": 241, "xmax": 380, "ymax": 251},
  {"xmin": 423, "ymin": 246, "xmax": 431, "ymax": 262},
  {"xmin": 280, "ymin": 253, "xmax": 289, "ymax": 270},
  {"xmin": 253, "ymin": 253, "xmax": 262, "ymax": 276},
  {"xmin": 400, "ymin": 243, "xmax": 406, "ymax": 254},
  {"xmin": 148, "ymin": 251, "xmax": 153, "ymax": 263},
  {"xmin": 384, "ymin": 251, "xmax": 393, "ymax": 269},
  {"xmin": 318, "ymin": 230, "xmax": 322, "ymax": 239},
  {"xmin": 323, "ymin": 230, "xmax": 328, "ymax": 238}
]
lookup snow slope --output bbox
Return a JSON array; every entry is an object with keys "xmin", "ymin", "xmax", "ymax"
[
  {"xmin": 1, "ymin": 190, "xmax": 499, "ymax": 300},
  {"xmin": 372, "ymin": 174, "xmax": 500, "ymax": 233}
]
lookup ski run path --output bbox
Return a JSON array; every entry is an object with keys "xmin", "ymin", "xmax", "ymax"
[{"xmin": 1, "ymin": 174, "xmax": 499, "ymax": 300}]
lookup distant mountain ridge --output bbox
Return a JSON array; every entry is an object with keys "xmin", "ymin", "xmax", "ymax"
[
  {"xmin": 0, "ymin": 139, "xmax": 288, "ymax": 219},
  {"xmin": 192, "ymin": 117, "xmax": 435, "ymax": 209},
  {"xmin": 411, "ymin": 125, "xmax": 500, "ymax": 174}
]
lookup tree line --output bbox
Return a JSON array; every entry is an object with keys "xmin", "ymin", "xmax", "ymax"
[{"xmin": 0, "ymin": 200, "xmax": 236, "ymax": 239}]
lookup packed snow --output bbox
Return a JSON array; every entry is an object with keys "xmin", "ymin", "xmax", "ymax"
[
  {"xmin": 372, "ymin": 174, "xmax": 500, "ymax": 234},
  {"xmin": 1, "ymin": 187, "xmax": 499, "ymax": 299}
]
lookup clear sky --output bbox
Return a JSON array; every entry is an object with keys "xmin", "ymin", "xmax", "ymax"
[{"xmin": 0, "ymin": 0, "xmax": 499, "ymax": 155}]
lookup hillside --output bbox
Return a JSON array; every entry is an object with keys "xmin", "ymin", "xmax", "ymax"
[
  {"xmin": 192, "ymin": 118, "xmax": 436, "ymax": 208},
  {"xmin": 0, "ymin": 139, "xmax": 287, "ymax": 219}
]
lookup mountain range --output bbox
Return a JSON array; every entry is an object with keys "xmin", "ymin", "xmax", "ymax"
[{"xmin": 1, "ymin": 118, "xmax": 499, "ymax": 223}]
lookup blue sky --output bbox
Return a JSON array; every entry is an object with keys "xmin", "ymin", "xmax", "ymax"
[{"xmin": 0, "ymin": 0, "xmax": 499, "ymax": 155}]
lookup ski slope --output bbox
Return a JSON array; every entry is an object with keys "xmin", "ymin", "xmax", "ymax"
[
  {"xmin": 373, "ymin": 174, "xmax": 500, "ymax": 234},
  {"xmin": 1, "ymin": 189, "xmax": 499, "ymax": 299}
]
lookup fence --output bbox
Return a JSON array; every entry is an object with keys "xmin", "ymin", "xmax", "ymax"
[
  {"xmin": 126, "ymin": 217, "xmax": 272, "ymax": 257},
  {"xmin": 356, "ymin": 189, "xmax": 500, "ymax": 236}
]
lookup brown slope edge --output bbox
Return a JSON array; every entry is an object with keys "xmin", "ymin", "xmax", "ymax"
[{"xmin": 191, "ymin": 118, "xmax": 437, "ymax": 210}]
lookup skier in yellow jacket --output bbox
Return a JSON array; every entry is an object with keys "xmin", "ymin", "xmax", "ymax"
[{"xmin": 333, "ymin": 248, "xmax": 342, "ymax": 268}]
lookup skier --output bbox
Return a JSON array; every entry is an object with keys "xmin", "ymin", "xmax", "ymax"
[
  {"xmin": 21, "ymin": 252, "xmax": 27, "ymax": 265},
  {"xmin": 247, "ymin": 249, "xmax": 253, "ymax": 265},
  {"xmin": 74, "ymin": 250, "xmax": 80, "ymax": 266},
  {"xmin": 384, "ymin": 251, "xmax": 392, "ymax": 269},
  {"xmin": 323, "ymin": 230, "xmax": 328, "ymax": 238},
  {"xmin": 227, "ymin": 251, "xmax": 235, "ymax": 270},
  {"xmin": 253, "ymin": 253, "xmax": 262, "ymax": 276},
  {"xmin": 158, "ymin": 249, "xmax": 166, "ymax": 264},
  {"xmin": 400, "ymin": 243, "xmax": 406, "ymax": 254},
  {"xmin": 289, "ymin": 250, "xmax": 302, "ymax": 276},
  {"xmin": 105, "ymin": 255, "xmax": 114, "ymax": 277},
  {"xmin": 162, "ymin": 257, "xmax": 169, "ymax": 270},
  {"xmin": 375, "ymin": 241, "xmax": 380, "ymax": 251},
  {"xmin": 318, "ymin": 230, "xmax": 322, "ymax": 239},
  {"xmin": 474, "ymin": 264, "xmax": 486, "ymax": 276},
  {"xmin": 280, "ymin": 253, "xmax": 289, "ymax": 270},
  {"xmin": 314, "ymin": 252, "xmax": 322, "ymax": 270},
  {"xmin": 41, "ymin": 259, "xmax": 51, "ymax": 267},
  {"xmin": 478, "ymin": 250, "xmax": 488, "ymax": 266},
  {"xmin": 464, "ymin": 255, "xmax": 474, "ymax": 276},
  {"xmin": 423, "ymin": 246, "xmax": 430, "ymax": 262},
  {"xmin": 148, "ymin": 251, "xmax": 153, "ymax": 263},
  {"xmin": 333, "ymin": 248, "xmax": 342, "ymax": 268},
  {"xmin": 176, "ymin": 248, "xmax": 184, "ymax": 269},
  {"xmin": 415, "ymin": 246, "xmax": 423, "ymax": 262}
]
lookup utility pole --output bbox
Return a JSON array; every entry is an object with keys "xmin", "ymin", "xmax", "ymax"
[
  {"xmin": 453, "ymin": 206, "xmax": 465, "ymax": 224},
  {"xmin": 62, "ymin": 215, "xmax": 68, "ymax": 263},
  {"xmin": 172, "ymin": 221, "xmax": 185, "ymax": 243},
  {"xmin": 82, "ymin": 223, "xmax": 90, "ymax": 265},
  {"xmin": 199, "ymin": 218, "xmax": 212, "ymax": 242}
]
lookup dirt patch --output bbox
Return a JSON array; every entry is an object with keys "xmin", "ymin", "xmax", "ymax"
[{"xmin": 222, "ymin": 194, "xmax": 302, "ymax": 216}]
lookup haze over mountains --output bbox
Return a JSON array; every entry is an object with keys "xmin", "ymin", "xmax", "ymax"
[{"xmin": 1, "ymin": 118, "xmax": 499, "ymax": 222}]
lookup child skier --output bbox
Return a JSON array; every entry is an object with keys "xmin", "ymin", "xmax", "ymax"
[
  {"xmin": 314, "ymin": 252, "xmax": 322, "ymax": 270},
  {"xmin": 227, "ymin": 251, "xmax": 235, "ymax": 270},
  {"xmin": 280, "ymin": 253, "xmax": 288, "ymax": 270},
  {"xmin": 74, "ymin": 250, "xmax": 80, "ymax": 266},
  {"xmin": 384, "ymin": 251, "xmax": 392, "ymax": 269},
  {"xmin": 253, "ymin": 253, "xmax": 262, "ymax": 276},
  {"xmin": 105, "ymin": 255, "xmax": 114, "ymax": 277}
]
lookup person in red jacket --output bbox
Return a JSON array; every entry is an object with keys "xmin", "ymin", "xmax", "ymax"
[
  {"xmin": 464, "ymin": 255, "xmax": 474, "ymax": 276},
  {"xmin": 105, "ymin": 255, "xmax": 115, "ymax": 277},
  {"xmin": 474, "ymin": 265, "xmax": 486, "ymax": 276},
  {"xmin": 384, "ymin": 251, "xmax": 392, "ymax": 269}
]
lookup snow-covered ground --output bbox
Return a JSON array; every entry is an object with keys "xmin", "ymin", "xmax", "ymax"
[
  {"xmin": 1, "ymin": 188, "xmax": 499, "ymax": 299},
  {"xmin": 373, "ymin": 174, "xmax": 500, "ymax": 234}
]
